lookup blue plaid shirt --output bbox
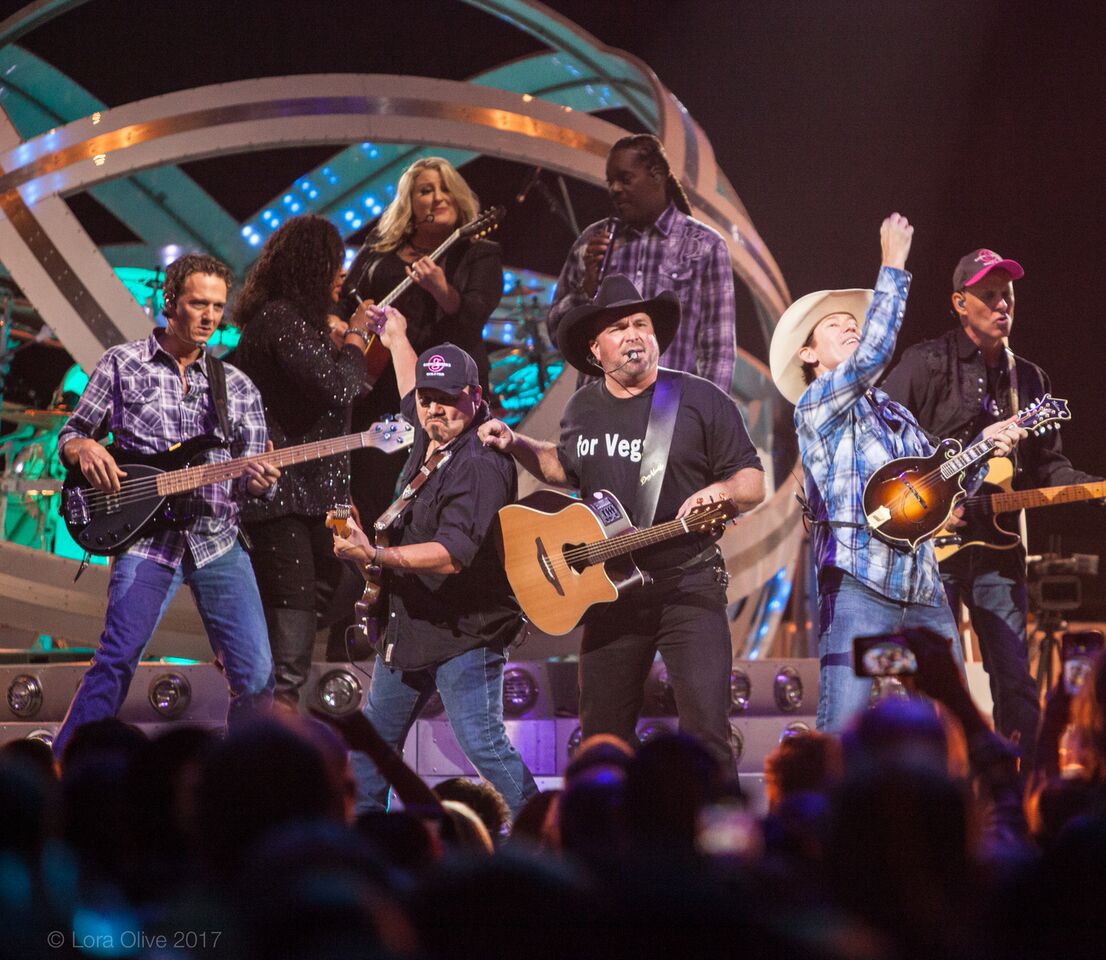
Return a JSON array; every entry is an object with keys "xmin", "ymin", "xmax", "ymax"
[
  {"xmin": 548, "ymin": 202, "xmax": 737, "ymax": 391},
  {"xmin": 796, "ymin": 267, "xmax": 955, "ymax": 606},
  {"xmin": 58, "ymin": 331, "xmax": 270, "ymax": 568}
]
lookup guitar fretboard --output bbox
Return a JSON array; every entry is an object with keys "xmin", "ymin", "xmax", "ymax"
[
  {"xmin": 576, "ymin": 506, "xmax": 734, "ymax": 567},
  {"xmin": 991, "ymin": 480, "xmax": 1106, "ymax": 513},
  {"xmin": 155, "ymin": 430, "xmax": 389, "ymax": 496}
]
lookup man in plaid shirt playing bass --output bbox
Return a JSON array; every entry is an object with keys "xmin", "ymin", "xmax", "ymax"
[{"xmin": 53, "ymin": 254, "xmax": 280, "ymax": 757}]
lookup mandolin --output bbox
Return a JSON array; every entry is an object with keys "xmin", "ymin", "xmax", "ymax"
[
  {"xmin": 62, "ymin": 417, "xmax": 414, "ymax": 556},
  {"xmin": 348, "ymin": 206, "xmax": 504, "ymax": 387},
  {"xmin": 862, "ymin": 394, "xmax": 1070, "ymax": 551},
  {"xmin": 497, "ymin": 488, "xmax": 737, "ymax": 636}
]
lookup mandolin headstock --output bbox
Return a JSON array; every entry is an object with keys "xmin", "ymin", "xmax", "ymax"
[{"xmin": 1015, "ymin": 393, "xmax": 1071, "ymax": 436}]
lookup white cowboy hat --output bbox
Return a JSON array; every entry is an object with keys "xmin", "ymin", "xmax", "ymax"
[{"xmin": 769, "ymin": 288, "xmax": 873, "ymax": 404}]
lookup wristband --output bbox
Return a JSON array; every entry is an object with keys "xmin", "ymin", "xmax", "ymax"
[
  {"xmin": 372, "ymin": 545, "xmax": 383, "ymax": 567},
  {"xmin": 344, "ymin": 328, "xmax": 371, "ymax": 355}
]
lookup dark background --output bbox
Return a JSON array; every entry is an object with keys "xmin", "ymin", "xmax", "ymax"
[{"xmin": 9, "ymin": 0, "xmax": 1106, "ymax": 599}]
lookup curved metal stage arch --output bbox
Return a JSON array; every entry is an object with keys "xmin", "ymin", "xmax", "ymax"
[{"xmin": 0, "ymin": 0, "xmax": 804, "ymax": 658}]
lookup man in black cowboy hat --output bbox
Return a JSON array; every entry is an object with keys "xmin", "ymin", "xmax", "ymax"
[{"xmin": 481, "ymin": 275, "xmax": 765, "ymax": 765}]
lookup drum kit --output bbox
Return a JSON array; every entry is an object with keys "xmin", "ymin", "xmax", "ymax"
[
  {"xmin": 484, "ymin": 278, "xmax": 564, "ymax": 423},
  {"xmin": 1, "ymin": 292, "xmax": 70, "ymax": 547}
]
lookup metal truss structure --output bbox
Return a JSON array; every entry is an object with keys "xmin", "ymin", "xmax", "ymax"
[{"xmin": 0, "ymin": 0, "xmax": 805, "ymax": 658}]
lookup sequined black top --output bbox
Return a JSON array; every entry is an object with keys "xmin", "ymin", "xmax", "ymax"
[{"xmin": 234, "ymin": 299, "xmax": 368, "ymax": 520}]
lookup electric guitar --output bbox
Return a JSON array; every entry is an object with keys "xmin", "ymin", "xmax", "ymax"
[
  {"xmin": 933, "ymin": 457, "xmax": 1106, "ymax": 562},
  {"xmin": 862, "ymin": 394, "xmax": 1070, "ymax": 550},
  {"xmin": 497, "ymin": 488, "xmax": 737, "ymax": 636},
  {"xmin": 326, "ymin": 504, "xmax": 387, "ymax": 658},
  {"xmin": 350, "ymin": 206, "xmax": 504, "ymax": 387},
  {"xmin": 61, "ymin": 417, "xmax": 414, "ymax": 555}
]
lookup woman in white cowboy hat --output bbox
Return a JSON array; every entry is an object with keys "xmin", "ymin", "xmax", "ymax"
[{"xmin": 769, "ymin": 214, "xmax": 1024, "ymax": 732}]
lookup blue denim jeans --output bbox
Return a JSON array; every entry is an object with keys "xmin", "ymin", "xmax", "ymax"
[
  {"xmin": 816, "ymin": 569, "xmax": 963, "ymax": 732},
  {"xmin": 351, "ymin": 646, "xmax": 538, "ymax": 818},
  {"xmin": 941, "ymin": 548, "xmax": 1038, "ymax": 765},
  {"xmin": 55, "ymin": 542, "xmax": 274, "ymax": 755}
]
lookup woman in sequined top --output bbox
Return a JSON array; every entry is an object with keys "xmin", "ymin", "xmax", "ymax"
[
  {"xmin": 233, "ymin": 214, "xmax": 371, "ymax": 704},
  {"xmin": 333, "ymin": 157, "xmax": 503, "ymax": 523}
]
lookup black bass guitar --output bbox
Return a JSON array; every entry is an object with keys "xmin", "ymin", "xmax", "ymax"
[
  {"xmin": 61, "ymin": 418, "xmax": 414, "ymax": 555},
  {"xmin": 861, "ymin": 394, "xmax": 1069, "ymax": 550}
]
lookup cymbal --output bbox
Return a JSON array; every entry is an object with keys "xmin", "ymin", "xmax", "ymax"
[{"xmin": 0, "ymin": 402, "xmax": 70, "ymax": 431}]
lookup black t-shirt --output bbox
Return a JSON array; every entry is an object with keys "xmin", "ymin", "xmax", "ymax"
[
  {"xmin": 557, "ymin": 370, "xmax": 763, "ymax": 572},
  {"xmin": 383, "ymin": 391, "xmax": 520, "ymax": 671}
]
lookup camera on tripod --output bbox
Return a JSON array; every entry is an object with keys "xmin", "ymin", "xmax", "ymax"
[{"xmin": 1027, "ymin": 553, "xmax": 1099, "ymax": 613}]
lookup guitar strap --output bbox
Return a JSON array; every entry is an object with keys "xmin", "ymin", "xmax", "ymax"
[
  {"xmin": 1003, "ymin": 340, "xmax": 1029, "ymax": 564},
  {"xmin": 372, "ymin": 446, "xmax": 455, "ymax": 537},
  {"xmin": 205, "ymin": 351, "xmax": 231, "ymax": 443},
  {"xmin": 364, "ymin": 445, "xmax": 454, "ymax": 665},
  {"xmin": 634, "ymin": 368, "xmax": 683, "ymax": 526}
]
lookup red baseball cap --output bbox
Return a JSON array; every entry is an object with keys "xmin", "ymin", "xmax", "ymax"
[{"xmin": 952, "ymin": 249, "xmax": 1025, "ymax": 289}]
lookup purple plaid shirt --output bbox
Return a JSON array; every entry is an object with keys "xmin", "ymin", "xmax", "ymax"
[
  {"xmin": 548, "ymin": 202, "xmax": 737, "ymax": 391},
  {"xmin": 58, "ymin": 331, "xmax": 270, "ymax": 568}
]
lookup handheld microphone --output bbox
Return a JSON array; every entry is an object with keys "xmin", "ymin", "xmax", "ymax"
[{"xmin": 593, "ymin": 217, "xmax": 620, "ymax": 292}]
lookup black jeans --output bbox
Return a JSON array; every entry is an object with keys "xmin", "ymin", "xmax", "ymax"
[{"xmin": 578, "ymin": 566, "xmax": 733, "ymax": 765}]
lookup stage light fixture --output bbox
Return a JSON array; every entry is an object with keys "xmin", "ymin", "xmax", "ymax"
[
  {"xmin": 730, "ymin": 669, "xmax": 751, "ymax": 713},
  {"xmin": 780, "ymin": 721, "xmax": 812, "ymax": 742},
  {"xmin": 637, "ymin": 722, "xmax": 672, "ymax": 745},
  {"xmin": 148, "ymin": 673, "xmax": 191, "ymax": 719},
  {"xmin": 502, "ymin": 667, "xmax": 538, "ymax": 716},
  {"xmin": 567, "ymin": 725, "xmax": 583, "ymax": 759},
  {"xmin": 315, "ymin": 670, "xmax": 362, "ymax": 716},
  {"xmin": 773, "ymin": 666, "xmax": 804, "ymax": 713},
  {"xmin": 7, "ymin": 675, "xmax": 43, "ymax": 718},
  {"xmin": 728, "ymin": 718, "xmax": 745, "ymax": 763}
]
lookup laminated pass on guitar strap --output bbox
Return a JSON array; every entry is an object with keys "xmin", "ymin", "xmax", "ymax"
[{"xmin": 355, "ymin": 444, "xmax": 454, "ymax": 665}]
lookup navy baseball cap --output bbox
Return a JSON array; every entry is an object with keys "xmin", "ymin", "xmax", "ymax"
[{"xmin": 414, "ymin": 343, "xmax": 480, "ymax": 394}]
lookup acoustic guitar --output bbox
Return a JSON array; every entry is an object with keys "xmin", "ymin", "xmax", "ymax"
[
  {"xmin": 861, "ymin": 394, "xmax": 1070, "ymax": 550},
  {"xmin": 62, "ymin": 417, "xmax": 414, "ymax": 556},
  {"xmin": 933, "ymin": 456, "xmax": 1106, "ymax": 562},
  {"xmin": 497, "ymin": 488, "xmax": 737, "ymax": 636},
  {"xmin": 348, "ymin": 206, "xmax": 504, "ymax": 387}
]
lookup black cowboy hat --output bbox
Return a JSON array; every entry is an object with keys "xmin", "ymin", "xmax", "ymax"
[{"xmin": 557, "ymin": 274, "xmax": 680, "ymax": 374}]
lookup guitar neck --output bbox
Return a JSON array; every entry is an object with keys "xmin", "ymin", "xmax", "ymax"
[
  {"xmin": 581, "ymin": 510, "xmax": 725, "ymax": 567},
  {"xmin": 156, "ymin": 432, "xmax": 372, "ymax": 496},
  {"xmin": 990, "ymin": 480, "xmax": 1106, "ymax": 513},
  {"xmin": 376, "ymin": 230, "xmax": 461, "ymax": 308},
  {"xmin": 942, "ymin": 437, "xmax": 999, "ymax": 479}
]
